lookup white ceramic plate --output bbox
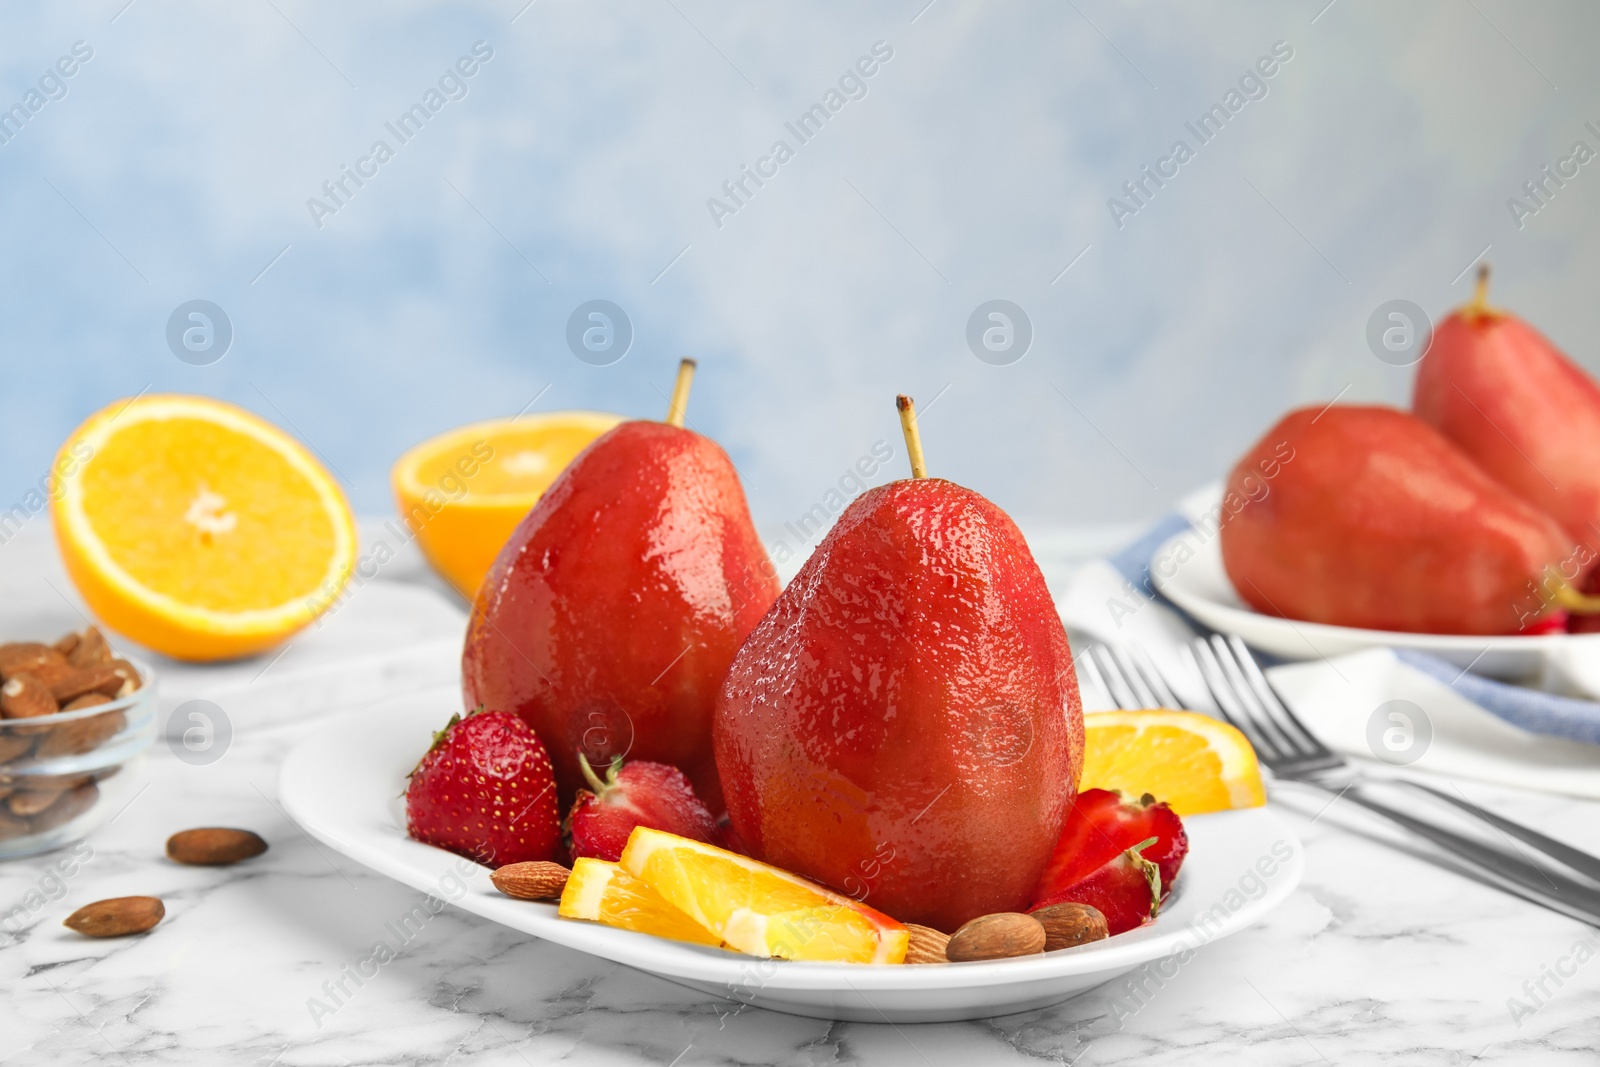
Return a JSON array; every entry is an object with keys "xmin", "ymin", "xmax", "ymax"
[
  {"xmin": 1150, "ymin": 530, "xmax": 1600, "ymax": 679},
  {"xmin": 279, "ymin": 693, "xmax": 1304, "ymax": 1023}
]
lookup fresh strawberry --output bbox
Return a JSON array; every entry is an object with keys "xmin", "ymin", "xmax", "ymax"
[
  {"xmin": 567, "ymin": 754, "xmax": 719, "ymax": 862},
  {"xmin": 1539, "ymin": 609, "xmax": 1578, "ymax": 634},
  {"xmin": 1034, "ymin": 838, "xmax": 1162, "ymax": 935},
  {"xmin": 1032, "ymin": 788, "xmax": 1188, "ymax": 907},
  {"xmin": 406, "ymin": 709, "xmax": 559, "ymax": 867}
]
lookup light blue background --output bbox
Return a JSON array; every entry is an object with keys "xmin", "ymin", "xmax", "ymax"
[{"xmin": 2, "ymin": 1, "xmax": 1597, "ymax": 548}]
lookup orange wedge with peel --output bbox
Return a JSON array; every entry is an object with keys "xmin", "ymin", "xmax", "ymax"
[
  {"xmin": 390, "ymin": 412, "xmax": 624, "ymax": 598},
  {"xmin": 619, "ymin": 827, "xmax": 908, "ymax": 963},
  {"xmin": 1080, "ymin": 709, "xmax": 1266, "ymax": 815},
  {"xmin": 558, "ymin": 857, "xmax": 722, "ymax": 947},
  {"xmin": 51, "ymin": 394, "xmax": 357, "ymax": 662}
]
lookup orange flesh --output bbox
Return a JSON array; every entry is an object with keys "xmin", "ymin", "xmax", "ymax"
[
  {"xmin": 409, "ymin": 424, "xmax": 614, "ymax": 500},
  {"xmin": 79, "ymin": 417, "xmax": 340, "ymax": 613}
]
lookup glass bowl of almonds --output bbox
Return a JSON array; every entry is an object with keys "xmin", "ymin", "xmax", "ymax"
[{"xmin": 0, "ymin": 626, "xmax": 155, "ymax": 860}]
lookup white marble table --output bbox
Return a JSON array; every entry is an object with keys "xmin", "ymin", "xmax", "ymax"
[{"xmin": 3, "ymin": 522, "xmax": 1599, "ymax": 1065}]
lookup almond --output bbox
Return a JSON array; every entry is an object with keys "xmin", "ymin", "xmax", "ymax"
[
  {"xmin": 28, "ymin": 772, "xmax": 94, "ymax": 791},
  {"xmin": 109, "ymin": 659, "xmax": 141, "ymax": 694},
  {"xmin": 30, "ymin": 782, "xmax": 98, "ymax": 832},
  {"xmin": 0, "ymin": 643, "xmax": 66, "ymax": 680},
  {"xmin": 490, "ymin": 860, "xmax": 570, "ymax": 900},
  {"xmin": 16, "ymin": 660, "xmax": 77, "ymax": 691},
  {"xmin": 8, "ymin": 788, "xmax": 64, "ymax": 816},
  {"xmin": 50, "ymin": 665, "xmax": 127, "ymax": 704},
  {"xmin": 1032, "ymin": 902, "xmax": 1109, "ymax": 951},
  {"xmin": 68, "ymin": 627, "xmax": 111, "ymax": 668},
  {"xmin": 53, "ymin": 631, "xmax": 81, "ymax": 658},
  {"xmin": 166, "ymin": 828, "xmax": 269, "ymax": 866},
  {"xmin": 1, "ymin": 675, "xmax": 59, "ymax": 720},
  {"xmin": 904, "ymin": 922, "xmax": 950, "ymax": 964},
  {"xmin": 945, "ymin": 912, "xmax": 1047, "ymax": 962},
  {"xmin": 64, "ymin": 896, "xmax": 164, "ymax": 937},
  {"xmin": 36, "ymin": 707, "xmax": 125, "ymax": 759},
  {"xmin": 0, "ymin": 734, "xmax": 34, "ymax": 763}
]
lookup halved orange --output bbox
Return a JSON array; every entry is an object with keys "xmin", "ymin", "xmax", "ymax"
[
  {"xmin": 620, "ymin": 828, "xmax": 909, "ymax": 964},
  {"xmin": 390, "ymin": 412, "xmax": 624, "ymax": 598},
  {"xmin": 558, "ymin": 857, "xmax": 722, "ymax": 947},
  {"xmin": 1081, "ymin": 709, "xmax": 1266, "ymax": 815},
  {"xmin": 52, "ymin": 394, "xmax": 357, "ymax": 661}
]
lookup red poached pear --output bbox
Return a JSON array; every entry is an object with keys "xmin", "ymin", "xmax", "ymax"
[
  {"xmin": 405, "ymin": 709, "xmax": 560, "ymax": 867},
  {"xmin": 567, "ymin": 755, "xmax": 720, "ymax": 862},
  {"xmin": 1220, "ymin": 405, "xmax": 1582, "ymax": 634},
  {"xmin": 1415, "ymin": 266, "xmax": 1600, "ymax": 562},
  {"xmin": 462, "ymin": 362, "xmax": 779, "ymax": 811},
  {"xmin": 714, "ymin": 396, "xmax": 1084, "ymax": 933}
]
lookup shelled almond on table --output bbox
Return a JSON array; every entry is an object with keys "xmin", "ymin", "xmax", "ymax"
[{"xmin": 63, "ymin": 896, "xmax": 164, "ymax": 938}]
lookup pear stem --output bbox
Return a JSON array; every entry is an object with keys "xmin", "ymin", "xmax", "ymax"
[
  {"xmin": 896, "ymin": 394, "xmax": 928, "ymax": 478},
  {"xmin": 1469, "ymin": 263, "xmax": 1493, "ymax": 319},
  {"xmin": 666, "ymin": 358, "xmax": 696, "ymax": 427},
  {"xmin": 1550, "ymin": 582, "xmax": 1600, "ymax": 615}
]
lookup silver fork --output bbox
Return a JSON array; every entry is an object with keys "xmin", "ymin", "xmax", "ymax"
[
  {"xmin": 1084, "ymin": 638, "xmax": 1600, "ymax": 927},
  {"xmin": 1191, "ymin": 636, "xmax": 1600, "ymax": 879}
]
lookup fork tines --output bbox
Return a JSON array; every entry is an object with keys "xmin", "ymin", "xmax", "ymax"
[
  {"xmin": 1188, "ymin": 635, "xmax": 1339, "ymax": 772},
  {"xmin": 1086, "ymin": 644, "xmax": 1179, "ymax": 710}
]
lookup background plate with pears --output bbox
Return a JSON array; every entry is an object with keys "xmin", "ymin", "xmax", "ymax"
[
  {"xmin": 1152, "ymin": 516, "xmax": 1594, "ymax": 678},
  {"xmin": 1157, "ymin": 267, "xmax": 1600, "ymax": 677}
]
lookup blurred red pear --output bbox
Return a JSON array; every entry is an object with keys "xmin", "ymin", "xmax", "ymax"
[
  {"xmin": 1414, "ymin": 267, "xmax": 1600, "ymax": 563},
  {"xmin": 1220, "ymin": 405, "xmax": 1579, "ymax": 635}
]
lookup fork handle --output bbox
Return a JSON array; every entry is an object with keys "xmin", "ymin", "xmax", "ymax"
[
  {"xmin": 1336, "ymin": 783, "xmax": 1600, "ymax": 923},
  {"xmin": 1390, "ymin": 779, "xmax": 1600, "ymax": 886},
  {"xmin": 1415, "ymin": 840, "xmax": 1600, "ymax": 931}
]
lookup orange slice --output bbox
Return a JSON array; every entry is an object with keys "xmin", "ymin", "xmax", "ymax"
[
  {"xmin": 390, "ymin": 412, "xmax": 624, "ymax": 598},
  {"xmin": 1081, "ymin": 709, "xmax": 1267, "ymax": 815},
  {"xmin": 52, "ymin": 394, "xmax": 357, "ymax": 662},
  {"xmin": 620, "ymin": 828, "xmax": 908, "ymax": 964},
  {"xmin": 558, "ymin": 857, "xmax": 722, "ymax": 947}
]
